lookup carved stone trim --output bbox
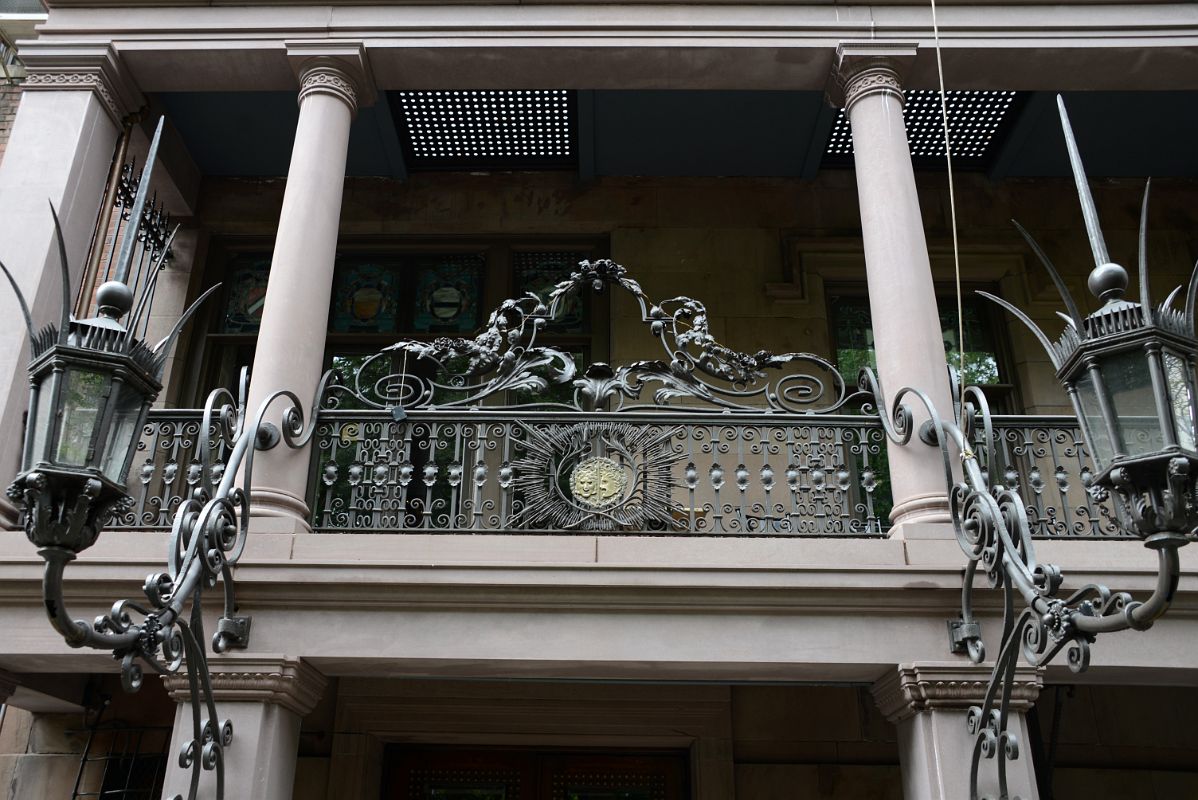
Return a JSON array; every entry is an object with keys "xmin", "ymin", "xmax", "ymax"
[
  {"xmin": 299, "ymin": 61, "xmax": 361, "ymax": 112},
  {"xmin": 871, "ymin": 662, "xmax": 1043, "ymax": 724},
  {"xmin": 828, "ymin": 42, "xmax": 916, "ymax": 112},
  {"xmin": 842, "ymin": 66, "xmax": 905, "ymax": 112},
  {"xmin": 287, "ymin": 42, "xmax": 376, "ymax": 113},
  {"xmin": 162, "ymin": 656, "xmax": 327, "ymax": 719},
  {"xmin": 18, "ymin": 42, "xmax": 143, "ymax": 125}
]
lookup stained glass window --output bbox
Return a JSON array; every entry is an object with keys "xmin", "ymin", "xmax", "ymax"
[
  {"xmin": 221, "ymin": 256, "xmax": 271, "ymax": 333},
  {"xmin": 410, "ymin": 254, "xmax": 485, "ymax": 333},
  {"xmin": 331, "ymin": 258, "xmax": 401, "ymax": 333}
]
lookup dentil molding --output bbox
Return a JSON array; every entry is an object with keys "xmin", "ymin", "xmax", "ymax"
[
  {"xmin": 161, "ymin": 655, "xmax": 328, "ymax": 718},
  {"xmin": 871, "ymin": 661, "xmax": 1043, "ymax": 724}
]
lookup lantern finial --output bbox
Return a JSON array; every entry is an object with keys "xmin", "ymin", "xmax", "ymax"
[{"xmin": 1087, "ymin": 262, "xmax": 1129, "ymax": 305}]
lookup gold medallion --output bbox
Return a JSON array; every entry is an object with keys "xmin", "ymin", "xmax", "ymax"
[{"xmin": 569, "ymin": 456, "xmax": 627, "ymax": 510}]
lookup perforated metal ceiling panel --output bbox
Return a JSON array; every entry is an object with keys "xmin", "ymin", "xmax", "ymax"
[
  {"xmin": 393, "ymin": 89, "xmax": 575, "ymax": 170},
  {"xmin": 826, "ymin": 90, "xmax": 1019, "ymax": 165}
]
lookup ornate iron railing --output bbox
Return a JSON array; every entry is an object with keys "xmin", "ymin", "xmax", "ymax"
[
  {"xmin": 111, "ymin": 411, "xmax": 230, "ymax": 529},
  {"xmin": 308, "ymin": 409, "xmax": 889, "ymax": 535},
  {"xmin": 109, "ymin": 259, "xmax": 1126, "ymax": 538},
  {"xmin": 970, "ymin": 414, "xmax": 1126, "ymax": 538},
  {"xmin": 106, "ymin": 408, "xmax": 1128, "ymax": 538}
]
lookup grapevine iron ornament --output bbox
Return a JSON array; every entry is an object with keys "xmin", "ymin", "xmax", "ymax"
[
  {"xmin": 0, "ymin": 119, "xmax": 331, "ymax": 800},
  {"xmin": 865, "ymin": 97, "xmax": 1197, "ymax": 800},
  {"xmin": 327, "ymin": 257, "xmax": 857, "ymax": 415}
]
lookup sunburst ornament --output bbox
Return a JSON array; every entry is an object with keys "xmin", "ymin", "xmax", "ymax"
[{"xmin": 511, "ymin": 421, "xmax": 682, "ymax": 531}]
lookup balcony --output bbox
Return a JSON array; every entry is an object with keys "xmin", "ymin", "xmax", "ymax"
[{"xmin": 116, "ymin": 406, "xmax": 1124, "ymax": 538}]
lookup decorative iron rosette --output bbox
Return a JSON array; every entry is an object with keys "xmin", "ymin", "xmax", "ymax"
[{"xmin": 511, "ymin": 421, "xmax": 683, "ymax": 531}]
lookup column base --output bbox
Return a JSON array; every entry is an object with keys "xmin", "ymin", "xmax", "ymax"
[
  {"xmin": 249, "ymin": 486, "xmax": 313, "ymax": 534},
  {"xmin": 889, "ymin": 491, "xmax": 952, "ymax": 530}
]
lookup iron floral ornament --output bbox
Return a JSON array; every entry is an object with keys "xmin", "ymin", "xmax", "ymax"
[{"xmin": 327, "ymin": 258, "xmax": 857, "ymax": 414}]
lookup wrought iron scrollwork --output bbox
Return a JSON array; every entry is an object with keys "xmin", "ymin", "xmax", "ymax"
[
  {"xmin": 863, "ymin": 366, "xmax": 1190, "ymax": 800},
  {"xmin": 327, "ymin": 259, "xmax": 858, "ymax": 414},
  {"xmin": 13, "ymin": 368, "xmax": 330, "ymax": 800}
]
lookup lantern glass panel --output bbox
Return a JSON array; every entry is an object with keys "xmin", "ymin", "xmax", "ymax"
[
  {"xmin": 1163, "ymin": 350, "xmax": 1197, "ymax": 452},
  {"xmin": 55, "ymin": 368, "xmax": 107, "ymax": 467},
  {"xmin": 100, "ymin": 383, "xmax": 145, "ymax": 482},
  {"xmin": 1074, "ymin": 371, "xmax": 1115, "ymax": 469},
  {"xmin": 1100, "ymin": 349, "xmax": 1162, "ymax": 458},
  {"xmin": 27, "ymin": 379, "xmax": 53, "ymax": 470}
]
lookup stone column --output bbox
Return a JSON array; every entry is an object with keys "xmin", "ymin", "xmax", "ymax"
[
  {"xmin": 245, "ymin": 45, "xmax": 375, "ymax": 532},
  {"xmin": 0, "ymin": 43, "xmax": 141, "ymax": 527},
  {"xmin": 832, "ymin": 43, "xmax": 956, "ymax": 533},
  {"xmin": 161, "ymin": 656, "xmax": 328, "ymax": 800},
  {"xmin": 872, "ymin": 662, "xmax": 1042, "ymax": 800}
]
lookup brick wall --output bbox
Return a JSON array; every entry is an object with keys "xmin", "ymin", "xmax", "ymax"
[{"xmin": 0, "ymin": 81, "xmax": 22, "ymax": 166}]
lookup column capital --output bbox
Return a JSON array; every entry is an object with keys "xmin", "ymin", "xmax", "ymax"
[
  {"xmin": 287, "ymin": 41, "xmax": 377, "ymax": 114},
  {"xmin": 829, "ymin": 42, "xmax": 917, "ymax": 112},
  {"xmin": 871, "ymin": 662, "xmax": 1043, "ymax": 724},
  {"xmin": 18, "ymin": 42, "xmax": 144, "ymax": 125},
  {"xmin": 162, "ymin": 656, "xmax": 328, "ymax": 719}
]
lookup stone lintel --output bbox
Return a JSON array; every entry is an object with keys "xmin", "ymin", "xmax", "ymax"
[
  {"xmin": 827, "ymin": 41, "xmax": 917, "ymax": 110},
  {"xmin": 161, "ymin": 656, "xmax": 328, "ymax": 719},
  {"xmin": 285, "ymin": 40, "xmax": 377, "ymax": 112},
  {"xmin": 871, "ymin": 661, "xmax": 1043, "ymax": 724},
  {"xmin": 18, "ymin": 41, "xmax": 144, "ymax": 125}
]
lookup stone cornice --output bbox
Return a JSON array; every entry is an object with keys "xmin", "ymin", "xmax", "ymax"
[
  {"xmin": 828, "ymin": 42, "xmax": 917, "ymax": 112},
  {"xmin": 161, "ymin": 656, "xmax": 327, "ymax": 718},
  {"xmin": 871, "ymin": 661, "xmax": 1043, "ymax": 724},
  {"xmin": 287, "ymin": 41, "xmax": 376, "ymax": 114},
  {"xmin": 17, "ymin": 41, "xmax": 143, "ymax": 125}
]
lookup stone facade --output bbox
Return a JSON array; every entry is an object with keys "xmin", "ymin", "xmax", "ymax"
[{"xmin": 0, "ymin": 3, "xmax": 1195, "ymax": 800}]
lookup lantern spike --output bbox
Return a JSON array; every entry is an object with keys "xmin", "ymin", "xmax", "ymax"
[
  {"xmin": 126, "ymin": 223, "xmax": 180, "ymax": 335},
  {"xmin": 1057, "ymin": 95, "xmax": 1110, "ymax": 270},
  {"xmin": 1012, "ymin": 219, "xmax": 1086, "ymax": 332},
  {"xmin": 0, "ymin": 258, "xmax": 34, "ymax": 340},
  {"xmin": 1185, "ymin": 258, "xmax": 1198, "ymax": 334},
  {"xmin": 977, "ymin": 290, "xmax": 1062, "ymax": 369},
  {"xmin": 151, "ymin": 283, "xmax": 221, "ymax": 374},
  {"xmin": 1055, "ymin": 311, "xmax": 1077, "ymax": 329},
  {"xmin": 113, "ymin": 117, "xmax": 164, "ymax": 287},
  {"xmin": 1162, "ymin": 285, "xmax": 1183, "ymax": 312},
  {"xmin": 47, "ymin": 202, "xmax": 73, "ymax": 345},
  {"xmin": 1137, "ymin": 179, "xmax": 1152, "ymax": 323}
]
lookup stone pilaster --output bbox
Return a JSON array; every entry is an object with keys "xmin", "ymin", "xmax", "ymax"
[
  {"xmin": 0, "ymin": 52, "xmax": 124, "ymax": 528},
  {"xmin": 872, "ymin": 662, "xmax": 1043, "ymax": 800},
  {"xmin": 830, "ymin": 42, "xmax": 957, "ymax": 533},
  {"xmin": 161, "ymin": 656, "xmax": 328, "ymax": 800}
]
